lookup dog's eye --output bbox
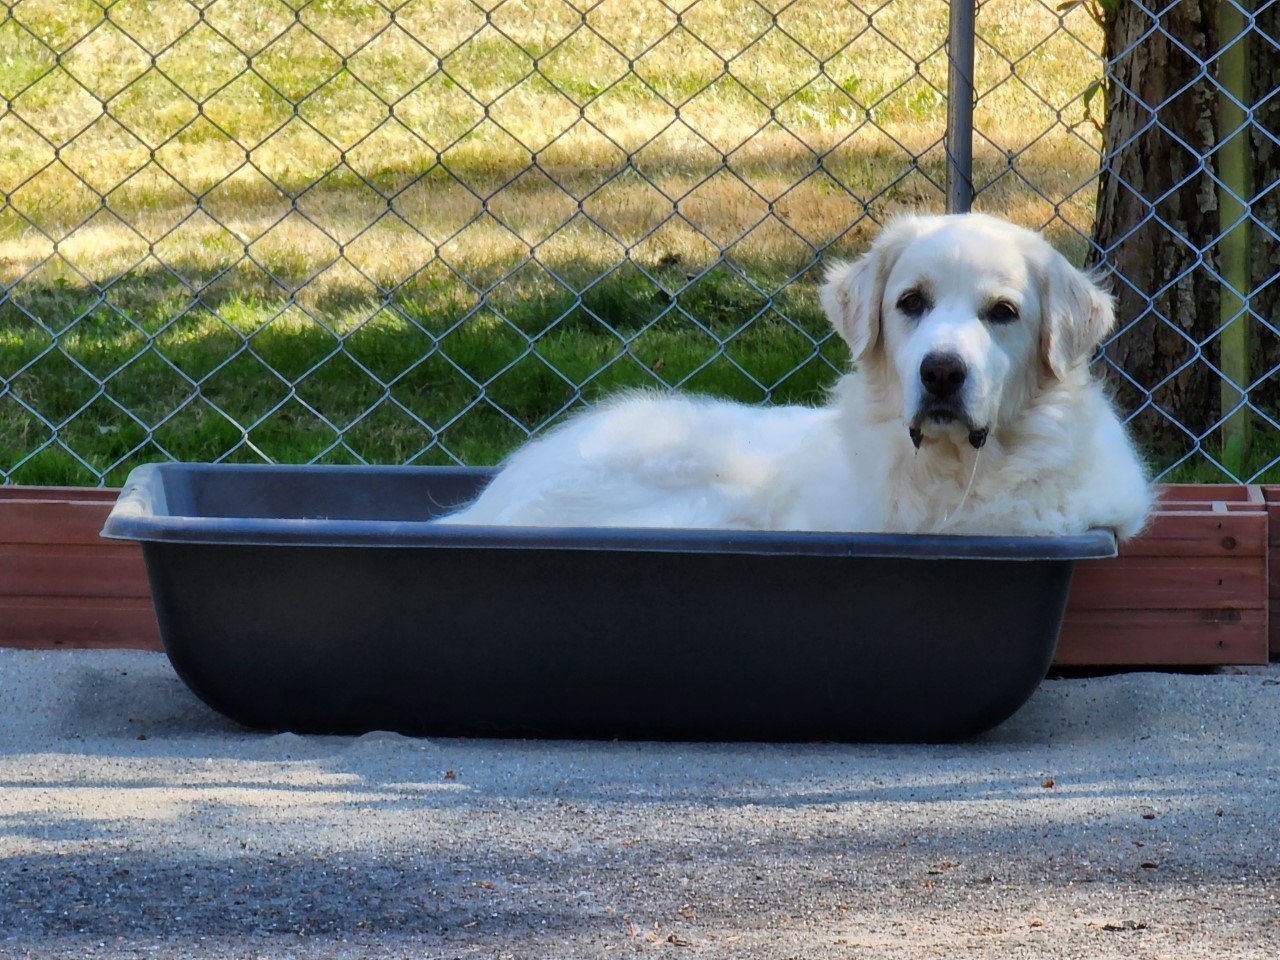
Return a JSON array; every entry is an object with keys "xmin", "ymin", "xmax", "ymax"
[
  {"xmin": 896, "ymin": 291, "xmax": 928, "ymax": 317},
  {"xmin": 987, "ymin": 300, "xmax": 1019, "ymax": 324}
]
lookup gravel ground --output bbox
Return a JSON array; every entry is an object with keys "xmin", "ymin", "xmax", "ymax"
[{"xmin": 1, "ymin": 648, "xmax": 1278, "ymax": 959}]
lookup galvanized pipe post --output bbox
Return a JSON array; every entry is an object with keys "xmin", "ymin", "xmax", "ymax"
[
  {"xmin": 946, "ymin": 0, "xmax": 976, "ymax": 214},
  {"xmin": 1218, "ymin": 0, "xmax": 1253, "ymax": 476}
]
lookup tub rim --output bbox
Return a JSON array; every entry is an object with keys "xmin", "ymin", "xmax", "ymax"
[{"xmin": 101, "ymin": 462, "xmax": 1118, "ymax": 561}]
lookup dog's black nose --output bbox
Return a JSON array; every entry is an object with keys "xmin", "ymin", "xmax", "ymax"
[{"xmin": 920, "ymin": 353, "xmax": 967, "ymax": 398}]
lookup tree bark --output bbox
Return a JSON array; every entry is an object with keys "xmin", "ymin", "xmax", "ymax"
[{"xmin": 1091, "ymin": 0, "xmax": 1220, "ymax": 461}]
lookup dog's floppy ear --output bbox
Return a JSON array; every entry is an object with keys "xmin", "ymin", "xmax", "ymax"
[
  {"xmin": 820, "ymin": 219, "xmax": 917, "ymax": 362},
  {"xmin": 1039, "ymin": 251, "xmax": 1115, "ymax": 380},
  {"xmin": 820, "ymin": 257, "xmax": 880, "ymax": 361}
]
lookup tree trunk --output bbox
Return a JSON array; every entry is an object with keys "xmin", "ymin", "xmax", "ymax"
[{"xmin": 1091, "ymin": 0, "xmax": 1221, "ymax": 464}]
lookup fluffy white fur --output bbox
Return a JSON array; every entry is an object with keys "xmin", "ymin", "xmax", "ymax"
[{"xmin": 442, "ymin": 213, "xmax": 1153, "ymax": 539}]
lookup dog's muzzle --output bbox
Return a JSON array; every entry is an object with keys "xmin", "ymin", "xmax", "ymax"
[
  {"xmin": 911, "ymin": 352, "xmax": 987, "ymax": 448},
  {"xmin": 909, "ymin": 401, "xmax": 988, "ymax": 450}
]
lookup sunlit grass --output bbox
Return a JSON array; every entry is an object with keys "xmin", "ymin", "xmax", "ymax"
[{"xmin": 0, "ymin": 0, "xmax": 1119, "ymax": 484}]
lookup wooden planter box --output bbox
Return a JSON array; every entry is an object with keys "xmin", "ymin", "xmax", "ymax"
[
  {"xmin": 1057, "ymin": 484, "xmax": 1270, "ymax": 666},
  {"xmin": 0, "ymin": 483, "xmax": 1273, "ymax": 665},
  {"xmin": 0, "ymin": 487, "xmax": 159, "ymax": 649}
]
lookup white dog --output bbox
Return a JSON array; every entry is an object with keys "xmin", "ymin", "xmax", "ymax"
[{"xmin": 442, "ymin": 213, "xmax": 1153, "ymax": 539}]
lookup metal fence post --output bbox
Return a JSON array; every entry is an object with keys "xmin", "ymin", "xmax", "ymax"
[
  {"xmin": 1218, "ymin": 0, "xmax": 1253, "ymax": 475},
  {"xmin": 946, "ymin": 0, "xmax": 976, "ymax": 214}
]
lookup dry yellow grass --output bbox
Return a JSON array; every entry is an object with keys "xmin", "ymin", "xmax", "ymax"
[{"xmin": 0, "ymin": 0, "xmax": 1105, "ymax": 286}]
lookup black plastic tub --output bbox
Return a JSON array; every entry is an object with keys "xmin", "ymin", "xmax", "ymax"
[{"xmin": 101, "ymin": 462, "xmax": 1116, "ymax": 742}]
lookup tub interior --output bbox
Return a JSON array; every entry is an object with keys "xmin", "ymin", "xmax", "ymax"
[
  {"xmin": 159, "ymin": 464, "xmax": 492, "ymax": 522},
  {"xmin": 108, "ymin": 463, "xmax": 1117, "ymax": 561}
]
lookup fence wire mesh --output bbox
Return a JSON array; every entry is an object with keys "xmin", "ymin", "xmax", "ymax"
[{"xmin": 0, "ymin": 0, "xmax": 1271, "ymax": 485}]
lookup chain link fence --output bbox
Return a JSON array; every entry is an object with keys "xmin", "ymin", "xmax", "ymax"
[{"xmin": 0, "ymin": 0, "xmax": 1269, "ymax": 485}]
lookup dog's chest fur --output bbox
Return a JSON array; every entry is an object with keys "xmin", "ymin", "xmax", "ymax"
[{"xmin": 823, "ymin": 370, "xmax": 1144, "ymax": 537}]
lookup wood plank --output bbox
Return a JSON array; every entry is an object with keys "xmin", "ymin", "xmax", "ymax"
[
  {"xmin": 0, "ymin": 486, "xmax": 117, "ymax": 502},
  {"xmin": 1272, "ymin": 602, "xmax": 1280, "ymax": 658},
  {"xmin": 0, "ymin": 499, "xmax": 115, "ymax": 546},
  {"xmin": 1055, "ymin": 608, "xmax": 1269, "ymax": 666},
  {"xmin": 1068, "ymin": 556, "xmax": 1264, "ymax": 610},
  {"xmin": 1267, "ymin": 563, "xmax": 1280, "ymax": 595},
  {"xmin": 1158, "ymin": 483, "xmax": 1263, "ymax": 504},
  {"xmin": 1074, "ymin": 487, "xmax": 1267, "ymax": 663},
  {"xmin": 0, "ymin": 544, "xmax": 150, "ymax": 598},
  {"xmin": 1118, "ymin": 511, "xmax": 1266, "ymax": 558},
  {"xmin": 0, "ymin": 596, "xmax": 160, "ymax": 650},
  {"xmin": 1262, "ymin": 487, "xmax": 1280, "ymax": 654}
]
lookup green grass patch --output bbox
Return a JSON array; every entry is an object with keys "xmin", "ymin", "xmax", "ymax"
[{"xmin": 1, "ymin": 258, "xmax": 845, "ymax": 484}]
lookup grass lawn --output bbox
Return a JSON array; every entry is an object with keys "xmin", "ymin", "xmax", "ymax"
[{"xmin": 5, "ymin": 0, "xmax": 1242, "ymax": 485}]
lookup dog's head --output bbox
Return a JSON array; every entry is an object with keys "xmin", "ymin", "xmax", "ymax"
[{"xmin": 821, "ymin": 213, "xmax": 1114, "ymax": 449}]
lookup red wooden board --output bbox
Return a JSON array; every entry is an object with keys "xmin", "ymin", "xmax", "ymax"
[
  {"xmin": 1257, "ymin": 486, "xmax": 1280, "ymax": 657},
  {"xmin": 0, "ymin": 596, "xmax": 160, "ymax": 650},
  {"xmin": 1057, "ymin": 485, "xmax": 1269, "ymax": 665}
]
